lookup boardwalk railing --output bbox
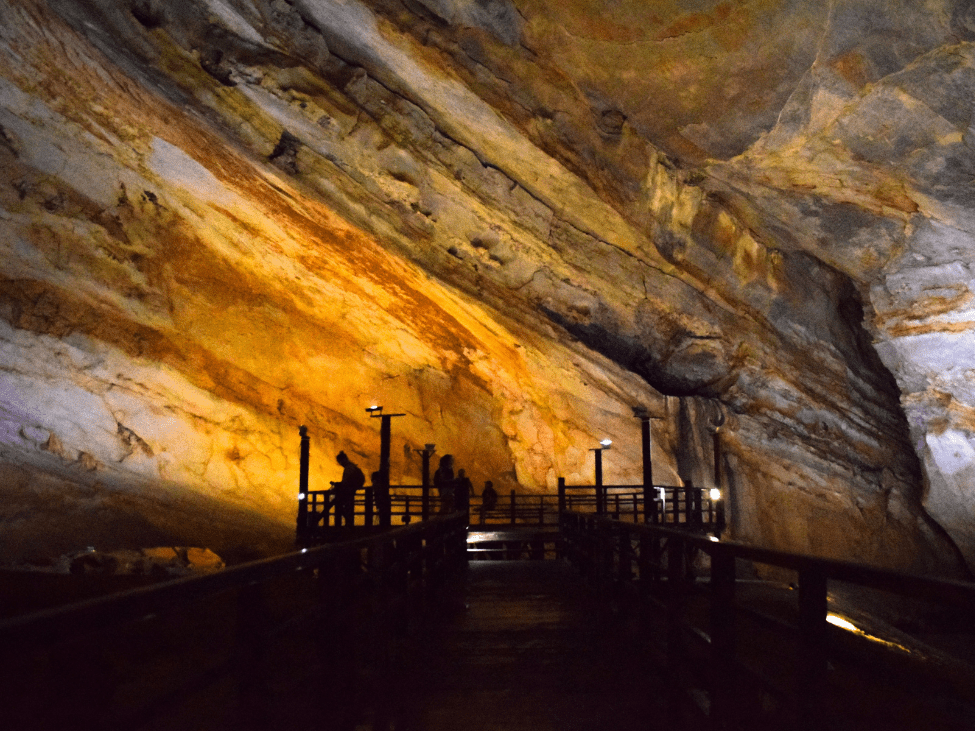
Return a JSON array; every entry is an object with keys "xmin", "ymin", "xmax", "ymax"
[
  {"xmin": 298, "ymin": 487, "xmax": 565, "ymax": 543},
  {"xmin": 298, "ymin": 482, "xmax": 723, "ymax": 546},
  {"xmin": 559, "ymin": 481, "xmax": 725, "ymax": 531},
  {"xmin": 560, "ymin": 512, "xmax": 975, "ymax": 730},
  {"xmin": 0, "ymin": 514, "xmax": 468, "ymax": 731}
]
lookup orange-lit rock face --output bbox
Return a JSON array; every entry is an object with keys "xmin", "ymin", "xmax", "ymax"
[{"xmin": 0, "ymin": 0, "xmax": 972, "ymax": 574}]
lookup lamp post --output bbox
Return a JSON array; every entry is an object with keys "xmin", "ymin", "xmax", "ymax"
[
  {"xmin": 591, "ymin": 439, "xmax": 612, "ymax": 515},
  {"xmin": 296, "ymin": 425, "xmax": 310, "ymax": 545},
  {"xmin": 712, "ymin": 427, "xmax": 726, "ymax": 534},
  {"xmin": 367, "ymin": 406, "xmax": 405, "ymax": 528},
  {"xmin": 633, "ymin": 406, "xmax": 664, "ymax": 524}
]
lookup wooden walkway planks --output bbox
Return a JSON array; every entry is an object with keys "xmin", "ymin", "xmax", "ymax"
[{"xmin": 358, "ymin": 560, "xmax": 670, "ymax": 731}]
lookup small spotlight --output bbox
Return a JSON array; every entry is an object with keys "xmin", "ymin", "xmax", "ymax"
[
  {"xmin": 599, "ymin": 439, "xmax": 613, "ymax": 448},
  {"xmin": 365, "ymin": 405, "xmax": 382, "ymax": 414},
  {"xmin": 709, "ymin": 488, "xmax": 722, "ymax": 501},
  {"xmin": 298, "ymin": 493, "xmax": 306, "ymax": 500}
]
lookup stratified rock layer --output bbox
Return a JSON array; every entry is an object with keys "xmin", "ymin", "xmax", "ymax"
[{"xmin": 0, "ymin": 0, "xmax": 970, "ymax": 575}]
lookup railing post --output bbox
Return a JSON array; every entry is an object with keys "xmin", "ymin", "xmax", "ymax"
[
  {"xmin": 558, "ymin": 477, "xmax": 566, "ymax": 514},
  {"xmin": 710, "ymin": 546, "xmax": 738, "ymax": 729},
  {"xmin": 617, "ymin": 525, "xmax": 632, "ymax": 583},
  {"xmin": 595, "ymin": 449, "xmax": 605, "ymax": 515},
  {"xmin": 377, "ymin": 416, "xmax": 393, "ymax": 528},
  {"xmin": 364, "ymin": 486, "xmax": 374, "ymax": 527},
  {"xmin": 237, "ymin": 582, "xmax": 270, "ymax": 729},
  {"xmin": 797, "ymin": 567, "xmax": 828, "ymax": 730},
  {"xmin": 421, "ymin": 447, "xmax": 433, "ymax": 521},
  {"xmin": 510, "ymin": 490, "xmax": 516, "ymax": 524},
  {"xmin": 297, "ymin": 426, "xmax": 310, "ymax": 545},
  {"xmin": 666, "ymin": 534, "xmax": 687, "ymax": 727},
  {"xmin": 637, "ymin": 410, "xmax": 654, "ymax": 522}
]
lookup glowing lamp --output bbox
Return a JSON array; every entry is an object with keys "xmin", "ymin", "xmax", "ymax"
[
  {"xmin": 599, "ymin": 439, "xmax": 612, "ymax": 448},
  {"xmin": 709, "ymin": 488, "xmax": 722, "ymax": 501},
  {"xmin": 298, "ymin": 493, "xmax": 306, "ymax": 500}
]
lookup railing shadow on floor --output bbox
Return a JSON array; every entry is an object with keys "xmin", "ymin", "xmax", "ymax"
[
  {"xmin": 561, "ymin": 511, "xmax": 975, "ymax": 731},
  {"xmin": 0, "ymin": 514, "xmax": 468, "ymax": 731}
]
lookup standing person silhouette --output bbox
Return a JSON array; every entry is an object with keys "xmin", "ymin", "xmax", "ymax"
[
  {"xmin": 433, "ymin": 454, "xmax": 455, "ymax": 514},
  {"xmin": 480, "ymin": 480, "xmax": 498, "ymax": 524},
  {"xmin": 455, "ymin": 468, "xmax": 474, "ymax": 515},
  {"xmin": 332, "ymin": 451, "xmax": 365, "ymax": 527}
]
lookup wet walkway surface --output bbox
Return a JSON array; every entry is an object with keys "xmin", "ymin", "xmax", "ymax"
[{"xmin": 365, "ymin": 560, "xmax": 668, "ymax": 731}]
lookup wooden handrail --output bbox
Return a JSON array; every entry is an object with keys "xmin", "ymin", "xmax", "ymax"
[
  {"xmin": 0, "ymin": 515, "xmax": 469, "ymax": 729},
  {"xmin": 560, "ymin": 512, "xmax": 975, "ymax": 729}
]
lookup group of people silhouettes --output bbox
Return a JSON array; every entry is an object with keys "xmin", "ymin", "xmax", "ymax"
[
  {"xmin": 432, "ymin": 454, "xmax": 497, "ymax": 519},
  {"xmin": 328, "ymin": 450, "xmax": 500, "ymax": 526}
]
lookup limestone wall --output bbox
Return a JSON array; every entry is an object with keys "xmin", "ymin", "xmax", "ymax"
[{"xmin": 0, "ymin": 0, "xmax": 969, "ymax": 574}]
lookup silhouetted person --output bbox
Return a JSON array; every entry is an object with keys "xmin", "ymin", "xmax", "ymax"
[
  {"xmin": 480, "ymin": 480, "xmax": 498, "ymax": 524},
  {"xmin": 456, "ymin": 468, "xmax": 474, "ymax": 514},
  {"xmin": 434, "ymin": 454, "xmax": 454, "ymax": 514},
  {"xmin": 331, "ymin": 451, "xmax": 364, "ymax": 527}
]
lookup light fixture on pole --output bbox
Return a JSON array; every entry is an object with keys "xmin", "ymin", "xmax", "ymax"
[
  {"xmin": 590, "ymin": 439, "xmax": 612, "ymax": 515},
  {"xmin": 366, "ymin": 405, "xmax": 405, "ymax": 528}
]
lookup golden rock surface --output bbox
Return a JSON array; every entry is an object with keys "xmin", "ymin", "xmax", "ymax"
[{"xmin": 0, "ymin": 0, "xmax": 972, "ymax": 574}]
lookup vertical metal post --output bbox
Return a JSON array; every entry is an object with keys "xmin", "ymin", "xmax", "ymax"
[
  {"xmin": 714, "ymin": 429, "xmax": 727, "ymax": 534},
  {"xmin": 640, "ymin": 413, "xmax": 653, "ymax": 522},
  {"xmin": 798, "ymin": 567, "xmax": 828, "ymax": 730},
  {"xmin": 666, "ymin": 535, "xmax": 686, "ymax": 728},
  {"xmin": 713, "ymin": 428, "xmax": 722, "ymax": 489},
  {"xmin": 510, "ymin": 490, "xmax": 516, "ymax": 524},
  {"xmin": 364, "ymin": 486, "xmax": 374, "ymax": 526},
  {"xmin": 710, "ymin": 547, "xmax": 738, "ymax": 728},
  {"xmin": 558, "ymin": 477, "xmax": 566, "ymax": 514},
  {"xmin": 297, "ymin": 426, "xmax": 310, "ymax": 545},
  {"xmin": 595, "ymin": 449, "xmax": 605, "ymax": 515},
  {"xmin": 421, "ymin": 446, "xmax": 433, "ymax": 521},
  {"xmin": 378, "ymin": 416, "xmax": 392, "ymax": 528}
]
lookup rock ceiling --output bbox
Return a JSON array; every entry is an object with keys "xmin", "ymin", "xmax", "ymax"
[{"xmin": 0, "ymin": 0, "xmax": 973, "ymax": 574}]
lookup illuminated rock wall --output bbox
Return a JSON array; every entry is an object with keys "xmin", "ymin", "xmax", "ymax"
[{"xmin": 0, "ymin": 0, "xmax": 970, "ymax": 574}]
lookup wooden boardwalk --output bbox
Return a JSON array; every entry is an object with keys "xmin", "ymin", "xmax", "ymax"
[{"xmin": 356, "ymin": 560, "xmax": 672, "ymax": 731}]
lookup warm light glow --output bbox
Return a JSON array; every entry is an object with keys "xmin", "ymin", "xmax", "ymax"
[
  {"xmin": 600, "ymin": 439, "xmax": 612, "ymax": 448},
  {"xmin": 298, "ymin": 493, "xmax": 306, "ymax": 500},
  {"xmin": 827, "ymin": 613, "xmax": 859, "ymax": 632},
  {"xmin": 366, "ymin": 405, "xmax": 382, "ymax": 413},
  {"xmin": 826, "ymin": 613, "xmax": 913, "ymax": 653},
  {"xmin": 709, "ymin": 535, "xmax": 720, "ymax": 542},
  {"xmin": 709, "ymin": 488, "xmax": 722, "ymax": 500}
]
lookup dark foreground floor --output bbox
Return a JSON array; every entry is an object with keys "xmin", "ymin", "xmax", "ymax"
[{"xmin": 357, "ymin": 560, "xmax": 668, "ymax": 731}]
